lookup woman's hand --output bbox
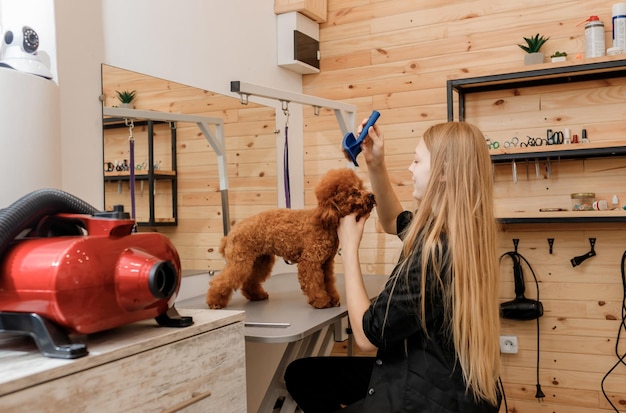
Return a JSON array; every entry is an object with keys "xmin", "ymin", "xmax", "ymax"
[
  {"xmin": 357, "ymin": 117, "xmax": 385, "ymax": 169},
  {"xmin": 337, "ymin": 212, "xmax": 368, "ymax": 256}
]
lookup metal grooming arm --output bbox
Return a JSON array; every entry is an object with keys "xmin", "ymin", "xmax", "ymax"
[{"xmin": 230, "ymin": 81, "xmax": 357, "ymax": 137}]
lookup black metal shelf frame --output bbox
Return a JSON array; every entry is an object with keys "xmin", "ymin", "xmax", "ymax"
[
  {"xmin": 103, "ymin": 118, "xmax": 178, "ymax": 226},
  {"xmin": 447, "ymin": 58, "xmax": 626, "ymax": 122},
  {"xmin": 499, "ymin": 215, "xmax": 626, "ymax": 224},
  {"xmin": 446, "ymin": 58, "xmax": 626, "ymax": 224}
]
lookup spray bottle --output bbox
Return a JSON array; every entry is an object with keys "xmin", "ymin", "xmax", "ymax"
[
  {"xmin": 584, "ymin": 16, "xmax": 606, "ymax": 58},
  {"xmin": 613, "ymin": 3, "xmax": 626, "ymax": 53}
]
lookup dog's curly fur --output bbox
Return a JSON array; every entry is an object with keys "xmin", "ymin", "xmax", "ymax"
[{"xmin": 206, "ymin": 168, "xmax": 375, "ymax": 309}]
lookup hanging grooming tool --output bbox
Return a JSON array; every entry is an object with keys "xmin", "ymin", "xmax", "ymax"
[
  {"xmin": 504, "ymin": 136, "xmax": 519, "ymax": 149},
  {"xmin": 512, "ymin": 159, "xmax": 517, "ymax": 184},
  {"xmin": 571, "ymin": 238, "xmax": 597, "ymax": 267},
  {"xmin": 499, "ymin": 245, "xmax": 545, "ymax": 400},
  {"xmin": 535, "ymin": 158, "xmax": 540, "ymax": 178},
  {"xmin": 343, "ymin": 110, "xmax": 380, "ymax": 167},
  {"xmin": 546, "ymin": 157, "xmax": 552, "ymax": 178},
  {"xmin": 500, "ymin": 251, "xmax": 544, "ymax": 320}
]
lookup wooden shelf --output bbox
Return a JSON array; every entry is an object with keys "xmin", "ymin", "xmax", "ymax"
[
  {"xmin": 489, "ymin": 141, "xmax": 626, "ymax": 163},
  {"xmin": 447, "ymin": 57, "xmax": 626, "ymax": 224},
  {"xmin": 496, "ymin": 210, "xmax": 626, "ymax": 224},
  {"xmin": 104, "ymin": 170, "xmax": 176, "ymax": 178},
  {"xmin": 447, "ymin": 56, "xmax": 626, "ymax": 96}
]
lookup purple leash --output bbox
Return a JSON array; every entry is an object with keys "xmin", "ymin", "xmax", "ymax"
[
  {"xmin": 282, "ymin": 102, "xmax": 291, "ymax": 209},
  {"xmin": 283, "ymin": 124, "xmax": 291, "ymax": 208},
  {"xmin": 126, "ymin": 119, "xmax": 136, "ymax": 223}
]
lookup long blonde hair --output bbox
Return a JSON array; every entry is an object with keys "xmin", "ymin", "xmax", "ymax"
[{"xmin": 397, "ymin": 122, "xmax": 500, "ymax": 405}]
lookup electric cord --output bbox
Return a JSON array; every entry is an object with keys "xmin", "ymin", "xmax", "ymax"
[
  {"xmin": 499, "ymin": 251, "xmax": 545, "ymax": 401},
  {"xmin": 498, "ymin": 376, "xmax": 508, "ymax": 412},
  {"xmin": 600, "ymin": 250, "xmax": 626, "ymax": 412}
]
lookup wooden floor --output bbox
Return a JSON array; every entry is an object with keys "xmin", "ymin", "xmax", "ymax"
[{"xmin": 331, "ymin": 340, "xmax": 376, "ymax": 357}]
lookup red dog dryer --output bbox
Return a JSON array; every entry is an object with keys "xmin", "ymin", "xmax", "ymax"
[{"xmin": 0, "ymin": 189, "xmax": 193, "ymax": 359}]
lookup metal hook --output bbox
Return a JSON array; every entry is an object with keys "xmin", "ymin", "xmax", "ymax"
[
  {"xmin": 124, "ymin": 118, "xmax": 134, "ymax": 141},
  {"xmin": 281, "ymin": 100, "xmax": 290, "ymax": 127},
  {"xmin": 239, "ymin": 93, "xmax": 249, "ymax": 105},
  {"xmin": 169, "ymin": 121, "xmax": 176, "ymax": 130},
  {"xmin": 313, "ymin": 105, "xmax": 321, "ymax": 116}
]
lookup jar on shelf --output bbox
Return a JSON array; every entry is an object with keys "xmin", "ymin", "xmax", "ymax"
[{"xmin": 571, "ymin": 193, "xmax": 595, "ymax": 211}]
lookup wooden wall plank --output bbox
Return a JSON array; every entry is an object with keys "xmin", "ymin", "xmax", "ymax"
[{"xmin": 305, "ymin": 1, "xmax": 626, "ymax": 412}]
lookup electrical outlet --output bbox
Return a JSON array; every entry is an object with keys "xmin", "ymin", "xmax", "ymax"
[{"xmin": 500, "ymin": 335, "xmax": 518, "ymax": 354}]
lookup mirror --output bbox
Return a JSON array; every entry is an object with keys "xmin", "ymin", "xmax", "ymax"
[{"xmin": 101, "ymin": 64, "xmax": 278, "ymax": 271}]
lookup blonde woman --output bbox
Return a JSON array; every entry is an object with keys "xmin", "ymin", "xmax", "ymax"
[{"xmin": 285, "ymin": 121, "xmax": 501, "ymax": 412}]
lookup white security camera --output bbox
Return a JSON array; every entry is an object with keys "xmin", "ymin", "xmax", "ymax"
[
  {"xmin": 0, "ymin": 26, "xmax": 52, "ymax": 79},
  {"xmin": 5, "ymin": 25, "xmax": 40, "ymax": 53}
]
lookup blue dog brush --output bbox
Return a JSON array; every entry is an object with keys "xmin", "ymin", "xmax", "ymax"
[{"xmin": 342, "ymin": 110, "xmax": 380, "ymax": 167}]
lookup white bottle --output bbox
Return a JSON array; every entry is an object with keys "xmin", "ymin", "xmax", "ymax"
[
  {"xmin": 613, "ymin": 3, "xmax": 626, "ymax": 52},
  {"xmin": 585, "ymin": 16, "xmax": 606, "ymax": 58}
]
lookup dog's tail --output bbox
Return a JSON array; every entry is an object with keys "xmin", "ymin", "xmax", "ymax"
[{"xmin": 218, "ymin": 236, "xmax": 228, "ymax": 257}]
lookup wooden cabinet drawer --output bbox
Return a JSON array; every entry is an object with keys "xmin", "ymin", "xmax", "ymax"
[{"xmin": 0, "ymin": 310, "xmax": 246, "ymax": 412}]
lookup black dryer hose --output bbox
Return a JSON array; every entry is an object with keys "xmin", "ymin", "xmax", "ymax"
[{"xmin": 0, "ymin": 188, "xmax": 99, "ymax": 256}]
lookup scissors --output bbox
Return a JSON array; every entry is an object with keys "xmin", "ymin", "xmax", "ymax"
[
  {"xmin": 521, "ymin": 136, "xmax": 546, "ymax": 147},
  {"xmin": 485, "ymin": 138, "xmax": 500, "ymax": 150},
  {"xmin": 503, "ymin": 137, "xmax": 519, "ymax": 149}
]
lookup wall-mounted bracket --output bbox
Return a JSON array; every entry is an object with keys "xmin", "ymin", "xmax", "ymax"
[{"xmin": 230, "ymin": 81, "xmax": 357, "ymax": 137}]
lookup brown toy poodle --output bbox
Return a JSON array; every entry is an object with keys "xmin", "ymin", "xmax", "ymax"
[{"xmin": 206, "ymin": 168, "xmax": 375, "ymax": 309}]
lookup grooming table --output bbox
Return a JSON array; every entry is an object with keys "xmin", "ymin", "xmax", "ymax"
[{"xmin": 177, "ymin": 272, "xmax": 386, "ymax": 413}]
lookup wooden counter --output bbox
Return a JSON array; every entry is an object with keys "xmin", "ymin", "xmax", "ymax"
[{"xmin": 0, "ymin": 308, "xmax": 246, "ymax": 412}]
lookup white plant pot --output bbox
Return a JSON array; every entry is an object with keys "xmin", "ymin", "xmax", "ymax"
[
  {"xmin": 524, "ymin": 52, "xmax": 544, "ymax": 65},
  {"xmin": 118, "ymin": 102, "xmax": 134, "ymax": 109},
  {"xmin": 551, "ymin": 56, "xmax": 566, "ymax": 63}
]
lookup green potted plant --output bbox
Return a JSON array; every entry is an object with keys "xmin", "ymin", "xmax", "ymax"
[
  {"xmin": 518, "ymin": 34, "xmax": 549, "ymax": 65},
  {"xmin": 115, "ymin": 90, "xmax": 136, "ymax": 108},
  {"xmin": 550, "ymin": 51, "xmax": 567, "ymax": 63}
]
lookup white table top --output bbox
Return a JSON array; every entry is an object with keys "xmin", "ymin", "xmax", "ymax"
[{"xmin": 176, "ymin": 272, "xmax": 387, "ymax": 344}]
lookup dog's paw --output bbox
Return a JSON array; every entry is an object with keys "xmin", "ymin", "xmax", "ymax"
[
  {"xmin": 206, "ymin": 291, "xmax": 229, "ymax": 309},
  {"xmin": 308, "ymin": 293, "xmax": 340, "ymax": 309},
  {"xmin": 242, "ymin": 290, "xmax": 269, "ymax": 301},
  {"xmin": 207, "ymin": 302, "xmax": 225, "ymax": 309}
]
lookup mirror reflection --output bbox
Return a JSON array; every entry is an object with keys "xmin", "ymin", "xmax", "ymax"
[{"xmin": 101, "ymin": 64, "xmax": 277, "ymax": 271}]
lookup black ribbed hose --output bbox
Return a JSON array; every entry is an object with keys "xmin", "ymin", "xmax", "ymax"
[{"xmin": 0, "ymin": 188, "xmax": 99, "ymax": 256}]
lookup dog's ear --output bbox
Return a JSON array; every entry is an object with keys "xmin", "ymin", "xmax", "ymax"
[{"xmin": 313, "ymin": 204, "xmax": 341, "ymax": 229}]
